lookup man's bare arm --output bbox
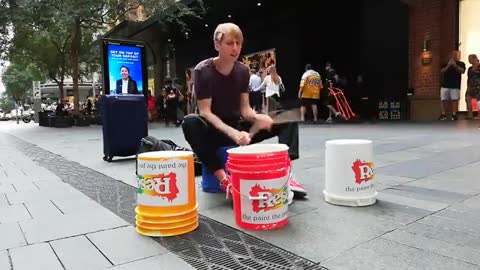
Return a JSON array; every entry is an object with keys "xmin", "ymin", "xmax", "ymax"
[
  {"xmin": 240, "ymin": 92, "xmax": 257, "ymax": 122},
  {"xmin": 197, "ymin": 99, "xmax": 238, "ymax": 139}
]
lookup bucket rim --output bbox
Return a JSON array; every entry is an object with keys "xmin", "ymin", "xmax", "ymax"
[
  {"xmin": 227, "ymin": 144, "xmax": 289, "ymax": 155},
  {"xmin": 135, "ymin": 203, "xmax": 199, "ymax": 217},
  {"xmin": 325, "ymin": 139, "xmax": 372, "ymax": 146},
  {"xmin": 227, "ymin": 155, "xmax": 289, "ymax": 160},
  {"xmin": 136, "ymin": 216, "xmax": 198, "ymax": 230},
  {"xmin": 138, "ymin": 151, "xmax": 193, "ymax": 159},
  {"xmin": 227, "ymin": 166, "xmax": 289, "ymax": 174}
]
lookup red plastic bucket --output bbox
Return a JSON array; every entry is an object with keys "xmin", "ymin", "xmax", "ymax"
[
  {"xmin": 227, "ymin": 161, "xmax": 289, "ymax": 172},
  {"xmin": 227, "ymin": 155, "xmax": 290, "ymax": 165},
  {"xmin": 227, "ymin": 144, "xmax": 289, "ymax": 160},
  {"xmin": 226, "ymin": 144, "xmax": 290, "ymax": 230}
]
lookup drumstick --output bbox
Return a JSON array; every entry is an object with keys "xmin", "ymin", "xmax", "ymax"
[
  {"xmin": 268, "ymin": 108, "xmax": 301, "ymax": 124},
  {"xmin": 249, "ymin": 108, "xmax": 301, "ymax": 136}
]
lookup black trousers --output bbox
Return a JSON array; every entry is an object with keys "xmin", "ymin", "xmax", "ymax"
[
  {"xmin": 165, "ymin": 105, "xmax": 178, "ymax": 125},
  {"xmin": 182, "ymin": 114, "xmax": 299, "ymax": 173},
  {"xmin": 249, "ymin": 91, "xmax": 263, "ymax": 113}
]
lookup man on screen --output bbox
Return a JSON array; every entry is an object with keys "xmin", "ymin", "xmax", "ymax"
[{"xmin": 116, "ymin": 66, "xmax": 139, "ymax": 94}]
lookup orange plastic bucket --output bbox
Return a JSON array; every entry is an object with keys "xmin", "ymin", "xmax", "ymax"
[
  {"xmin": 135, "ymin": 221, "xmax": 199, "ymax": 237},
  {"xmin": 136, "ymin": 151, "xmax": 198, "ymax": 236},
  {"xmin": 135, "ymin": 208, "xmax": 197, "ymax": 224},
  {"xmin": 136, "ymin": 216, "xmax": 198, "ymax": 230},
  {"xmin": 226, "ymin": 144, "xmax": 290, "ymax": 230}
]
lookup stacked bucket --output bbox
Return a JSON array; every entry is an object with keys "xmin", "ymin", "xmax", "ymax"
[
  {"xmin": 226, "ymin": 144, "xmax": 291, "ymax": 230},
  {"xmin": 135, "ymin": 151, "xmax": 198, "ymax": 237}
]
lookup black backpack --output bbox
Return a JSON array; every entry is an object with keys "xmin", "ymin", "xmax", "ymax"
[{"xmin": 136, "ymin": 136, "xmax": 202, "ymax": 176}]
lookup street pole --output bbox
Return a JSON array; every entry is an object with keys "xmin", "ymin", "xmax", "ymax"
[
  {"xmin": 32, "ymin": 81, "xmax": 41, "ymax": 123},
  {"xmin": 15, "ymin": 101, "xmax": 19, "ymax": 124}
]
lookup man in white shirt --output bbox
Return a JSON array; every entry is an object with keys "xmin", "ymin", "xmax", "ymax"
[{"xmin": 248, "ymin": 69, "xmax": 263, "ymax": 113}]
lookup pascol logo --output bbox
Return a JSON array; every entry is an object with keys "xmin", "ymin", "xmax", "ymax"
[
  {"xmin": 308, "ymin": 77, "xmax": 321, "ymax": 86},
  {"xmin": 351, "ymin": 159, "xmax": 375, "ymax": 184},
  {"xmin": 249, "ymin": 184, "xmax": 288, "ymax": 213},
  {"xmin": 137, "ymin": 172, "xmax": 180, "ymax": 202}
]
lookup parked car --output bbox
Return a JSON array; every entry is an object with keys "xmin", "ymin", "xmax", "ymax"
[{"xmin": 0, "ymin": 110, "xmax": 10, "ymax": 121}]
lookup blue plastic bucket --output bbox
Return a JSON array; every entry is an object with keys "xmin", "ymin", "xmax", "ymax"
[{"xmin": 201, "ymin": 146, "xmax": 236, "ymax": 192}]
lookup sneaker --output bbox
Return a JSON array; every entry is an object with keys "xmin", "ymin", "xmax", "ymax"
[
  {"xmin": 325, "ymin": 117, "xmax": 333, "ymax": 123},
  {"xmin": 220, "ymin": 175, "xmax": 232, "ymax": 199},
  {"xmin": 335, "ymin": 112, "xmax": 344, "ymax": 120},
  {"xmin": 288, "ymin": 190, "xmax": 294, "ymax": 205},
  {"xmin": 451, "ymin": 114, "xmax": 457, "ymax": 120},
  {"xmin": 438, "ymin": 114, "xmax": 447, "ymax": 120},
  {"xmin": 288, "ymin": 177, "xmax": 307, "ymax": 198}
]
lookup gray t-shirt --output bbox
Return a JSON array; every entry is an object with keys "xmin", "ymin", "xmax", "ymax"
[{"xmin": 194, "ymin": 58, "xmax": 249, "ymax": 122}]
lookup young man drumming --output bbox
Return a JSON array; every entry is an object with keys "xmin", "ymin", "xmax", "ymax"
[{"xmin": 181, "ymin": 23, "xmax": 306, "ymax": 197}]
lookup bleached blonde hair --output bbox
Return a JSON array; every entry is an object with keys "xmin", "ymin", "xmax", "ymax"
[{"xmin": 213, "ymin": 23, "xmax": 243, "ymax": 43}]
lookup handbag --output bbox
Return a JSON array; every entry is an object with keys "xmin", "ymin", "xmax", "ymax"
[{"xmin": 136, "ymin": 136, "xmax": 202, "ymax": 176}]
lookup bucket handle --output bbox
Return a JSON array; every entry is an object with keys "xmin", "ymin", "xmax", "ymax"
[
  {"xmin": 248, "ymin": 195, "xmax": 269, "ymax": 201},
  {"xmin": 226, "ymin": 161, "xmax": 292, "ymax": 201}
]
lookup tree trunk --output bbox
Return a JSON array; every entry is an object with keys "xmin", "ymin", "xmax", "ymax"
[
  {"xmin": 59, "ymin": 79, "xmax": 64, "ymax": 102},
  {"xmin": 59, "ymin": 78, "xmax": 64, "ymax": 101},
  {"xmin": 52, "ymin": 77, "xmax": 64, "ymax": 101},
  {"xmin": 59, "ymin": 47, "xmax": 66, "ymax": 102},
  {"xmin": 71, "ymin": 19, "xmax": 81, "ymax": 114}
]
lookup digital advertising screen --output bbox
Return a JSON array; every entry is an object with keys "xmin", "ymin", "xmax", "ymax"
[{"xmin": 102, "ymin": 39, "xmax": 147, "ymax": 96}]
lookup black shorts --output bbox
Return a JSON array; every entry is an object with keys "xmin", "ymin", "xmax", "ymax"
[
  {"xmin": 301, "ymin": 98, "xmax": 318, "ymax": 107},
  {"xmin": 320, "ymin": 88, "xmax": 334, "ymax": 106}
]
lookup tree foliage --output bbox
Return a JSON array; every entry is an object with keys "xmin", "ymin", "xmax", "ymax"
[
  {"xmin": 2, "ymin": 0, "xmax": 204, "ymax": 111},
  {"xmin": 0, "ymin": 0, "xmax": 13, "ymax": 61},
  {"xmin": 60, "ymin": 0, "xmax": 204, "ymax": 112},
  {"xmin": 0, "ymin": 93, "xmax": 15, "ymax": 112},
  {"xmin": 1, "ymin": 63, "xmax": 42, "ymax": 101}
]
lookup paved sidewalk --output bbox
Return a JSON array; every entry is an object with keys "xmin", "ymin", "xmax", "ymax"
[
  {"xmin": 0, "ymin": 132, "xmax": 194, "ymax": 270},
  {"xmin": 1, "ymin": 120, "xmax": 480, "ymax": 269}
]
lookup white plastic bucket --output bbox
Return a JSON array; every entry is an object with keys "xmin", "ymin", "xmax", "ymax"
[{"xmin": 324, "ymin": 139, "xmax": 377, "ymax": 206}]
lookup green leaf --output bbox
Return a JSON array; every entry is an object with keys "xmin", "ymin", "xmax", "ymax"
[
  {"xmin": 2, "ymin": 0, "xmax": 205, "ymax": 108},
  {"xmin": 1, "ymin": 63, "xmax": 42, "ymax": 101}
]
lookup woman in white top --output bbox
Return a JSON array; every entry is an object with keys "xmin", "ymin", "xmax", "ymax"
[{"xmin": 254, "ymin": 65, "xmax": 283, "ymax": 111}]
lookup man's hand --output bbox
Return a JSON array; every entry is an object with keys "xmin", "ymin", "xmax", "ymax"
[
  {"xmin": 250, "ymin": 113, "xmax": 274, "ymax": 136},
  {"xmin": 231, "ymin": 130, "xmax": 251, "ymax": 146},
  {"xmin": 256, "ymin": 113, "xmax": 274, "ymax": 130}
]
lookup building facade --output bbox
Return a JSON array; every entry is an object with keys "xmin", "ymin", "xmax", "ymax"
[
  {"xmin": 105, "ymin": 0, "xmax": 477, "ymax": 120},
  {"xmin": 408, "ymin": 0, "xmax": 459, "ymax": 120}
]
